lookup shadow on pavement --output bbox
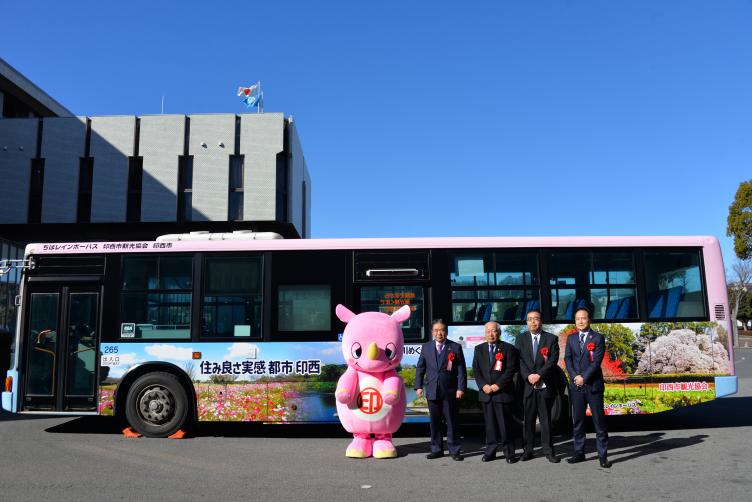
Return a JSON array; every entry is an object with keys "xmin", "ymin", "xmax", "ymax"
[
  {"xmin": 0, "ymin": 409, "xmax": 64, "ymax": 422},
  {"xmin": 38, "ymin": 396, "xmax": 752, "ymax": 439}
]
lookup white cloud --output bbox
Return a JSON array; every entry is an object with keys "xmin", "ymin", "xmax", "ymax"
[
  {"xmin": 144, "ymin": 344, "xmax": 194, "ymax": 361},
  {"xmin": 117, "ymin": 353, "xmax": 142, "ymax": 366},
  {"xmin": 226, "ymin": 343, "xmax": 260, "ymax": 360},
  {"xmin": 319, "ymin": 347, "xmax": 340, "ymax": 355}
]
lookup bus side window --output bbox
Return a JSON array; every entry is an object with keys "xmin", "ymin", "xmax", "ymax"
[
  {"xmin": 359, "ymin": 285, "xmax": 424, "ymax": 341},
  {"xmin": 644, "ymin": 250, "xmax": 706, "ymax": 320},
  {"xmin": 548, "ymin": 250, "xmax": 637, "ymax": 322},
  {"xmin": 271, "ymin": 251, "xmax": 348, "ymax": 341},
  {"xmin": 449, "ymin": 251, "xmax": 540, "ymax": 323},
  {"xmin": 201, "ymin": 256, "xmax": 262, "ymax": 339},
  {"xmin": 120, "ymin": 256, "xmax": 192, "ymax": 340}
]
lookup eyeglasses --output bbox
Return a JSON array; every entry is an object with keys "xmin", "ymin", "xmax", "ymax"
[{"xmin": 526, "ymin": 317, "xmax": 541, "ymax": 321}]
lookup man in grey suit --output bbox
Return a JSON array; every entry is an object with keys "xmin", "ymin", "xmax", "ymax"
[
  {"xmin": 515, "ymin": 309, "xmax": 560, "ymax": 463},
  {"xmin": 415, "ymin": 319, "xmax": 467, "ymax": 461}
]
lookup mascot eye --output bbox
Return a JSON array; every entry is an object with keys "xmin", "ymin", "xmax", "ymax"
[
  {"xmin": 351, "ymin": 342, "xmax": 362, "ymax": 359},
  {"xmin": 385, "ymin": 343, "xmax": 397, "ymax": 360}
]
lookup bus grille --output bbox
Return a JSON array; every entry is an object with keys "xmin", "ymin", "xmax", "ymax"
[{"xmin": 714, "ymin": 304, "xmax": 726, "ymax": 321}]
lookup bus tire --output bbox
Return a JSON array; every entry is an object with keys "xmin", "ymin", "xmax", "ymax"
[{"xmin": 125, "ymin": 372, "xmax": 189, "ymax": 438}]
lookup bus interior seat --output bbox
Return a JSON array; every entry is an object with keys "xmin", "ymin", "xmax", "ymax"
[
  {"xmin": 563, "ymin": 298, "xmax": 589, "ymax": 320},
  {"xmin": 464, "ymin": 307, "xmax": 477, "ymax": 321},
  {"xmin": 520, "ymin": 299, "xmax": 541, "ymax": 320},
  {"xmin": 605, "ymin": 298, "xmax": 622, "ymax": 319},
  {"xmin": 617, "ymin": 296, "xmax": 634, "ymax": 318},
  {"xmin": 604, "ymin": 296, "xmax": 634, "ymax": 319},
  {"xmin": 648, "ymin": 286, "xmax": 684, "ymax": 318},
  {"xmin": 480, "ymin": 303, "xmax": 493, "ymax": 321},
  {"xmin": 476, "ymin": 305, "xmax": 486, "ymax": 321},
  {"xmin": 502, "ymin": 305, "xmax": 517, "ymax": 321}
]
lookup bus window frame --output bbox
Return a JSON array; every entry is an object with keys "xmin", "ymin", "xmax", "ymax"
[
  {"xmin": 114, "ymin": 253, "xmax": 195, "ymax": 342},
  {"xmin": 546, "ymin": 247, "xmax": 641, "ymax": 324},
  {"xmin": 269, "ymin": 249, "xmax": 350, "ymax": 342},
  {"xmin": 446, "ymin": 248, "xmax": 543, "ymax": 326},
  {"xmin": 197, "ymin": 252, "xmax": 265, "ymax": 342},
  {"xmin": 638, "ymin": 246, "xmax": 709, "ymax": 322}
]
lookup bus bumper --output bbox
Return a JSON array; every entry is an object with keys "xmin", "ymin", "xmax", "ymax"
[
  {"xmin": 2, "ymin": 369, "xmax": 17, "ymax": 412},
  {"xmin": 715, "ymin": 376, "xmax": 737, "ymax": 398}
]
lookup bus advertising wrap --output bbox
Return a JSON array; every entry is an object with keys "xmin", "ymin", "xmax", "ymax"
[{"xmin": 97, "ymin": 321, "xmax": 730, "ymax": 423}]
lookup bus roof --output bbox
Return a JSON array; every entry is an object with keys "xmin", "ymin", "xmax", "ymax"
[{"xmin": 26, "ymin": 235, "xmax": 721, "ymax": 256}]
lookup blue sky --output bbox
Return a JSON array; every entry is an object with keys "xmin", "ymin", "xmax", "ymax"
[{"xmin": 2, "ymin": 1, "xmax": 750, "ymax": 266}]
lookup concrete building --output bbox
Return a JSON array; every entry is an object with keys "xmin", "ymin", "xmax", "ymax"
[{"xmin": 0, "ymin": 57, "xmax": 311, "ymax": 377}]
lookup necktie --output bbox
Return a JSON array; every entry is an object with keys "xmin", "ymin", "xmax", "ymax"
[
  {"xmin": 489, "ymin": 344, "xmax": 495, "ymax": 364},
  {"xmin": 579, "ymin": 333, "xmax": 585, "ymax": 351},
  {"xmin": 532, "ymin": 335, "xmax": 539, "ymax": 360}
]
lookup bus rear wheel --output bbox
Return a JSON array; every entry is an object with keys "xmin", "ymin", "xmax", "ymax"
[{"xmin": 125, "ymin": 372, "xmax": 189, "ymax": 438}]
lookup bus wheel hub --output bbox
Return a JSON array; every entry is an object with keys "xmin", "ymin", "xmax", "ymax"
[{"xmin": 138, "ymin": 386, "xmax": 172, "ymax": 423}]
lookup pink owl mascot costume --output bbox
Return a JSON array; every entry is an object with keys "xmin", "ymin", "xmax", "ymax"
[{"xmin": 335, "ymin": 304, "xmax": 410, "ymax": 458}]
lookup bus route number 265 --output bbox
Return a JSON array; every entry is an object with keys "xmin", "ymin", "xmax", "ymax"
[{"xmin": 101, "ymin": 346, "xmax": 120, "ymax": 366}]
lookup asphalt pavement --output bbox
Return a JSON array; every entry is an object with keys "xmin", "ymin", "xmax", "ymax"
[{"xmin": 2, "ymin": 350, "xmax": 752, "ymax": 501}]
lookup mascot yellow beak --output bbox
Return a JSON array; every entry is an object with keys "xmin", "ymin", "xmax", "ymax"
[{"xmin": 367, "ymin": 342, "xmax": 379, "ymax": 360}]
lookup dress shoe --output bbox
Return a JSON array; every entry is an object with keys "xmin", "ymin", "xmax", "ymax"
[
  {"xmin": 566, "ymin": 454, "xmax": 586, "ymax": 464},
  {"xmin": 546, "ymin": 455, "xmax": 560, "ymax": 463},
  {"xmin": 599, "ymin": 457, "xmax": 612, "ymax": 468},
  {"xmin": 425, "ymin": 451, "xmax": 444, "ymax": 460},
  {"xmin": 505, "ymin": 454, "xmax": 518, "ymax": 464},
  {"xmin": 481, "ymin": 454, "xmax": 495, "ymax": 462},
  {"xmin": 520, "ymin": 451, "xmax": 534, "ymax": 462},
  {"xmin": 451, "ymin": 453, "xmax": 464, "ymax": 461}
]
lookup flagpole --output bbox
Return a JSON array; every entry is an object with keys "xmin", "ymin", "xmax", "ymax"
[{"xmin": 257, "ymin": 81, "xmax": 261, "ymax": 113}]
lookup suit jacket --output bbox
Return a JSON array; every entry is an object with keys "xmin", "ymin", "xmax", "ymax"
[
  {"xmin": 564, "ymin": 329, "xmax": 605, "ymax": 394},
  {"xmin": 472, "ymin": 340, "xmax": 518, "ymax": 403},
  {"xmin": 415, "ymin": 339, "xmax": 467, "ymax": 400},
  {"xmin": 516, "ymin": 330, "xmax": 560, "ymax": 398}
]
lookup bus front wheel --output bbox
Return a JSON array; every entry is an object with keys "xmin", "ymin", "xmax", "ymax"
[{"xmin": 125, "ymin": 372, "xmax": 189, "ymax": 438}]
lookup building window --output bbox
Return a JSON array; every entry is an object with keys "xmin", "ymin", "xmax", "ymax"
[
  {"xmin": 77, "ymin": 157, "xmax": 94, "ymax": 223},
  {"xmin": 301, "ymin": 181, "xmax": 307, "ymax": 238},
  {"xmin": 126, "ymin": 157, "xmax": 143, "ymax": 222},
  {"xmin": 177, "ymin": 155, "xmax": 193, "ymax": 221},
  {"xmin": 228, "ymin": 155, "xmax": 244, "ymax": 221},
  {"xmin": 276, "ymin": 150, "xmax": 288, "ymax": 221},
  {"xmin": 28, "ymin": 159, "xmax": 45, "ymax": 224}
]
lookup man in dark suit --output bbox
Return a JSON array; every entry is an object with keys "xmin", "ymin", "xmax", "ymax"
[
  {"xmin": 472, "ymin": 321, "xmax": 518, "ymax": 463},
  {"xmin": 565, "ymin": 307, "xmax": 611, "ymax": 468},
  {"xmin": 515, "ymin": 309, "xmax": 560, "ymax": 463},
  {"xmin": 415, "ymin": 318, "xmax": 467, "ymax": 461}
]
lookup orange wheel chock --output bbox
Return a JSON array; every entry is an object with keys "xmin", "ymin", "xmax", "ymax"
[
  {"xmin": 122, "ymin": 427, "xmax": 142, "ymax": 438},
  {"xmin": 168, "ymin": 429, "xmax": 187, "ymax": 439}
]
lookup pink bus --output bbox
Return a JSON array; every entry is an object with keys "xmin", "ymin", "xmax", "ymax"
[{"xmin": 2, "ymin": 234, "xmax": 736, "ymax": 437}]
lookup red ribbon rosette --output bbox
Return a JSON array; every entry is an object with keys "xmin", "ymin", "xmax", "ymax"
[
  {"xmin": 494, "ymin": 352, "xmax": 503, "ymax": 371},
  {"xmin": 447, "ymin": 351, "xmax": 456, "ymax": 371},
  {"xmin": 540, "ymin": 347, "xmax": 549, "ymax": 362},
  {"xmin": 587, "ymin": 342, "xmax": 595, "ymax": 363}
]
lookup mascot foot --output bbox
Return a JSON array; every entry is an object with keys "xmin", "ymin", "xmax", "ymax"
[
  {"xmin": 373, "ymin": 439, "xmax": 397, "ymax": 459},
  {"xmin": 345, "ymin": 437, "xmax": 373, "ymax": 458}
]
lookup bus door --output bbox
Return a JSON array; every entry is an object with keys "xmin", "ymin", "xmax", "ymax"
[
  {"xmin": 22, "ymin": 284, "xmax": 100, "ymax": 411},
  {"xmin": 353, "ymin": 251, "xmax": 431, "ymax": 343}
]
